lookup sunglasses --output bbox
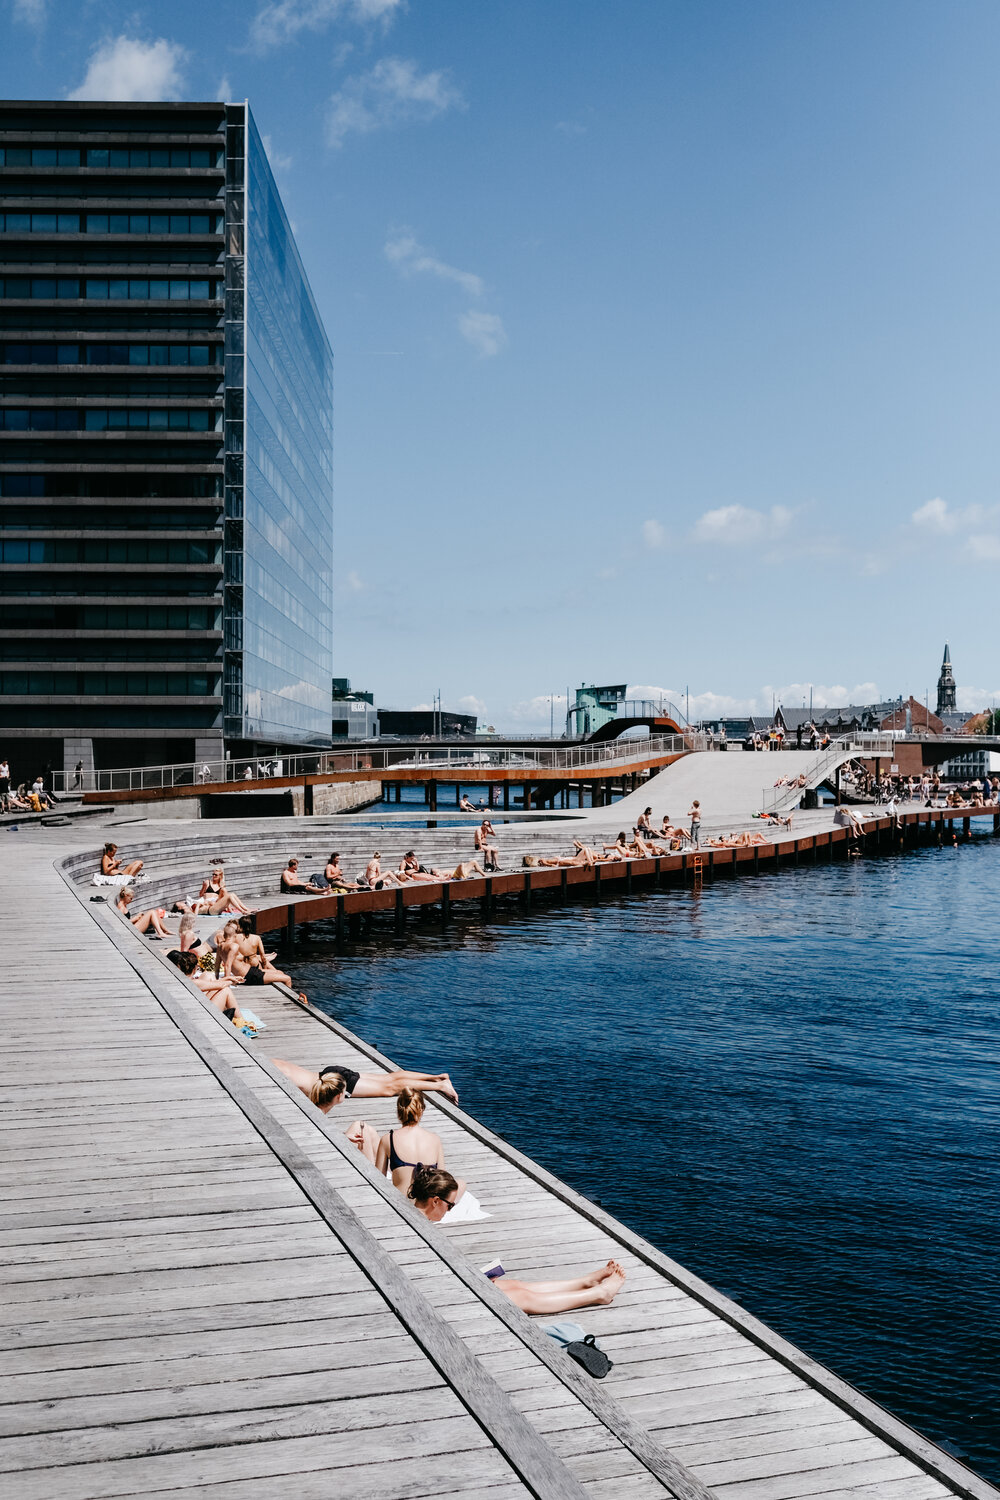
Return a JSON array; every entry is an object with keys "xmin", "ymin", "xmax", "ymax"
[{"xmin": 441, "ymin": 1196, "xmax": 459, "ymax": 1211}]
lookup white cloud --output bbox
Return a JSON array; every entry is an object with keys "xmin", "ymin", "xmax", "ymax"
[
  {"xmin": 640, "ymin": 519, "xmax": 666, "ymax": 549},
  {"xmin": 326, "ymin": 56, "xmax": 462, "ymax": 148},
  {"xmin": 555, "ymin": 119, "xmax": 586, "ymax": 137},
  {"xmin": 912, "ymin": 497, "xmax": 957, "ymax": 533},
  {"xmin": 13, "ymin": 0, "xmax": 45, "ymax": 27},
  {"xmin": 251, "ymin": 0, "xmax": 402, "ymax": 50},
  {"xmin": 261, "ymin": 133, "xmax": 294, "ymax": 174},
  {"xmin": 68, "ymin": 36, "xmax": 187, "ymax": 102},
  {"xmin": 385, "ymin": 233, "xmax": 483, "ymax": 296},
  {"xmin": 508, "ymin": 693, "xmax": 569, "ymax": 727},
  {"xmin": 957, "ymin": 685, "xmax": 1000, "ymax": 712},
  {"xmin": 912, "ymin": 498, "xmax": 1000, "ymax": 560},
  {"xmin": 217, "ymin": 75, "xmax": 233, "ymax": 101},
  {"xmin": 693, "ymin": 504, "xmax": 793, "ymax": 546},
  {"xmin": 345, "ymin": 569, "xmax": 364, "ymax": 592},
  {"xmin": 458, "ymin": 309, "xmax": 507, "ymax": 358},
  {"xmin": 455, "ymin": 695, "xmax": 487, "ymax": 717},
  {"xmin": 967, "ymin": 534, "xmax": 1000, "ymax": 561}
]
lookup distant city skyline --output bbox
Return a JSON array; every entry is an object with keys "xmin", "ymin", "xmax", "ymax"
[{"xmin": 5, "ymin": 1, "xmax": 1000, "ymax": 731}]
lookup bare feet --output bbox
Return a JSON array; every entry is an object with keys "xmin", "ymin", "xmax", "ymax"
[
  {"xmin": 439, "ymin": 1074, "xmax": 459, "ymax": 1104},
  {"xmin": 597, "ymin": 1264, "xmax": 626, "ymax": 1304}
]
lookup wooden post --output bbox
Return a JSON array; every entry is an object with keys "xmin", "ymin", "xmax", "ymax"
[
  {"xmin": 625, "ymin": 862, "xmax": 632, "ymax": 895},
  {"xmin": 285, "ymin": 904, "xmax": 295, "ymax": 951},
  {"xmin": 594, "ymin": 864, "xmax": 601, "ymax": 899},
  {"xmin": 523, "ymin": 783, "xmax": 531, "ymax": 810},
  {"xmin": 336, "ymin": 895, "xmax": 345, "ymax": 943},
  {"xmin": 560, "ymin": 868, "xmax": 568, "ymax": 902},
  {"xmin": 482, "ymin": 877, "xmax": 493, "ymax": 917},
  {"xmin": 455, "ymin": 783, "xmax": 461, "ymax": 807},
  {"xmin": 303, "ymin": 778, "xmax": 313, "ymax": 815},
  {"xmin": 427, "ymin": 780, "xmax": 437, "ymax": 812},
  {"xmin": 394, "ymin": 887, "xmax": 405, "ymax": 933},
  {"xmin": 396, "ymin": 783, "xmax": 401, "ymax": 802},
  {"xmin": 523, "ymin": 871, "xmax": 532, "ymax": 907},
  {"xmin": 441, "ymin": 884, "xmax": 450, "ymax": 924},
  {"xmin": 503, "ymin": 782, "xmax": 509, "ymax": 810}
]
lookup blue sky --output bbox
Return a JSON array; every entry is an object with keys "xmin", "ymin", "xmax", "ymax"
[{"xmin": 6, "ymin": 0, "xmax": 1000, "ymax": 726}]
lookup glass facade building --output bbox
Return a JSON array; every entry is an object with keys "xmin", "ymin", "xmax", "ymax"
[{"xmin": 0, "ymin": 100, "xmax": 334, "ymax": 782}]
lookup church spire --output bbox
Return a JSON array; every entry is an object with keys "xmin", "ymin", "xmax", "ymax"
[{"xmin": 936, "ymin": 643, "xmax": 956, "ymax": 715}]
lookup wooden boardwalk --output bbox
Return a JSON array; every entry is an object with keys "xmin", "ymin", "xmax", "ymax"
[{"xmin": 0, "ymin": 822, "xmax": 996, "ymax": 1499}]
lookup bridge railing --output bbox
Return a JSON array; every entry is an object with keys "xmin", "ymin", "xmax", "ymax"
[
  {"xmin": 54, "ymin": 731, "xmax": 709, "ymax": 795},
  {"xmin": 759, "ymin": 735, "xmax": 898, "ymax": 812}
]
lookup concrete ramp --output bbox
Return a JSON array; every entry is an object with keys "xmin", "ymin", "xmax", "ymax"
[{"xmin": 583, "ymin": 748, "xmax": 841, "ymax": 828}]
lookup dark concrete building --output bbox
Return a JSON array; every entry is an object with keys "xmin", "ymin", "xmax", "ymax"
[{"xmin": 0, "ymin": 99, "xmax": 333, "ymax": 784}]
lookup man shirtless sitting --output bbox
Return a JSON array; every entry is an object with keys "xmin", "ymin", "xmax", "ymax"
[{"xmin": 280, "ymin": 858, "xmax": 325, "ymax": 894}]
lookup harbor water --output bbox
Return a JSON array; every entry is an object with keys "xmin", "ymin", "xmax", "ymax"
[{"xmin": 293, "ymin": 836, "xmax": 1000, "ymax": 1483}]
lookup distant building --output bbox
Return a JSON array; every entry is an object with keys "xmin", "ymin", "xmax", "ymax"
[
  {"xmin": 331, "ymin": 679, "xmax": 377, "ymax": 740},
  {"xmin": 941, "ymin": 747, "xmax": 1000, "ymax": 781},
  {"xmin": 378, "ymin": 709, "xmax": 477, "ymax": 737},
  {"xmin": 936, "ymin": 643, "xmax": 957, "ymax": 715},
  {"xmin": 567, "ymin": 684, "xmax": 627, "ymax": 737}
]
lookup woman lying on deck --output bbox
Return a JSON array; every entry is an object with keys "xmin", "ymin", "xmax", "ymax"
[
  {"xmin": 272, "ymin": 1057, "xmax": 460, "ymax": 1108},
  {"xmin": 407, "ymin": 1167, "xmax": 626, "ymax": 1313},
  {"xmin": 116, "ymin": 887, "xmax": 171, "ymax": 938}
]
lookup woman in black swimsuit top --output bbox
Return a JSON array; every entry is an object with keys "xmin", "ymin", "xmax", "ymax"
[{"xmin": 375, "ymin": 1088, "xmax": 444, "ymax": 1191}]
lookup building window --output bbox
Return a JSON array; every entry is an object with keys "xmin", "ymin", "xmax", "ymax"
[
  {"xmin": 0, "ymin": 278, "xmax": 216, "ymax": 300},
  {"xmin": 0, "ymin": 407, "xmax": 218, "ymax": 432}
]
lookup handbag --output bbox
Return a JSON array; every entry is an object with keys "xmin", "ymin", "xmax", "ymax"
[{"xmin": 565, "ymin": 1333, "xmax": 613, "ymax": 1379}]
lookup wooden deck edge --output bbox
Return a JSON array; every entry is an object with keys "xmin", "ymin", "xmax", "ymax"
[
  {"xmin": 262, "ymin": 987, "xmax": 1000, "ymax": 1500},
  {"xmin": 60, "ymin": 857, "xmax": 714, "ymax": 1500}
]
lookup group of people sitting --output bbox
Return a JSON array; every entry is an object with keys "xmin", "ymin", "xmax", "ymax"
[
  {"xmin": 273, "ymin": 1057, "xmax": 627, "ymax": 1315},
  {"xmin": 278, "ymin": 839, "xmax": 501, "ymax": 897},
  {"xmin": 3, "ymin": 775, "xmax": 58, "ymax": 813}
]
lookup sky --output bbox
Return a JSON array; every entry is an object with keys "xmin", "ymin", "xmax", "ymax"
[{"xmin": 5, "ymin": 0, "xmax": 1000, "ymax": 727}]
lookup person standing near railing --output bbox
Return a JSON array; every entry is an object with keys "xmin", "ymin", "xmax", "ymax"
[{"xmin": 689, "ymin": 799, "xmax": 701, "ymax": 846}]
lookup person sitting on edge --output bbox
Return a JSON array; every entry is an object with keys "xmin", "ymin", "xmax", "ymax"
[
  {"xmin": 474, "ymin": 821, "xmax": 500, "ymax": 871},
  {"xmin": 459, "ymin": 795, "xmax": 476, "ymax": 811},
  {"xmin": 215, "ymin": 916, "xmax": 294, "ymax": 989},
  {"xmin": 280, "ymin": 858, "xmax": 325, "ymax": 894},
  {"xmin": 273, "ymin": 1056, "xmax": 459, "ymax": 1106},
  {"xmin": 636, "ymin": 807, "xmax": 653, "ymax": 834},
  {"xmin": 407, "ymin": 1166, "xmax": 627, "ymax": 1312},
  {"xmin": 324, "ymin": 852, "xmax": 360, "ymax": 891},
  {"xmin": 101, "ymin": 841, "xmax": 143, "ymax": 878},
  {"xmin": 398, "ymin": 851, "xmax": 445, "ymax": 883},
  {"xmin": 116, "ymin": 887, "xmax": 172, "ymax": 939},
  {"xmin": 658, "ymin": 815, "xmax": 673, "ymax": 840}
]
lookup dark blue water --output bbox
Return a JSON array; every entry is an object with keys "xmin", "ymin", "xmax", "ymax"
[{"xmin": 292, "ymin": 838, "xmax": 1000, "ymax": 1483}]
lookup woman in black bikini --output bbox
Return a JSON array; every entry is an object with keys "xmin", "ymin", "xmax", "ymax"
[
  {"xmin": 375, "ymin": 1089, "xmax": 445, "ymax": 1194},
  {"xmin": 271, "ymin": 1057, "xmax": 459, "ymax": 1106}
]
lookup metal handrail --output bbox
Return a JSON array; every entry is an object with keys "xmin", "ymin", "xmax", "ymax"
[
  {"xmin": 53, "ymin": 731, "xmax": 709, "ymax": 795},
  {"xmin": 759, "ymin": 735, "xmax": 898, "ymax": 812}
]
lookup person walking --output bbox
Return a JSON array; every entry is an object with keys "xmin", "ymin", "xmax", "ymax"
[
  {"xmin": 689, "ymin": 799, "xmax": 701, "ymax": 846},
  {"xmin": 72, "ymin": 759, "xmax": 84, "ymax": 791}
]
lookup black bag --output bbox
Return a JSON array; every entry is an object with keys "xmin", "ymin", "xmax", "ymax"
[{"xmin": 565, "ymin": 1334, "xmax": 613, "ymax": 1379}]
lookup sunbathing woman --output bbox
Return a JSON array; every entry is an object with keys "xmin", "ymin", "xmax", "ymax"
[
  {"xmin": 273, "ymin": 1056, "xmax": 460, "ymax": 1106},
  {"xmin": 101, "ymin": 841, "xmax": 143, "ymax": 878},
  {"xmin": 602, "ymin": 832, "xmax": 631, "ymax": 861},
  {"xmin": 375, "ymin": 1089, "xmax": 446, "ymax": 1194},
  {"xmin": 195, "ymin": 867, "xmax": 253, "ymax": 916},
  {"xmin": 407, "ymin": 1167, "xmax": 627, "ymax": 1313},
  {"xmin": 116, "ymin": 887, "xmax": 171, "ymax": 938},
  {"xmin": 213, "ymin": 915, "xmax": 292, "ymax": 988}
]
